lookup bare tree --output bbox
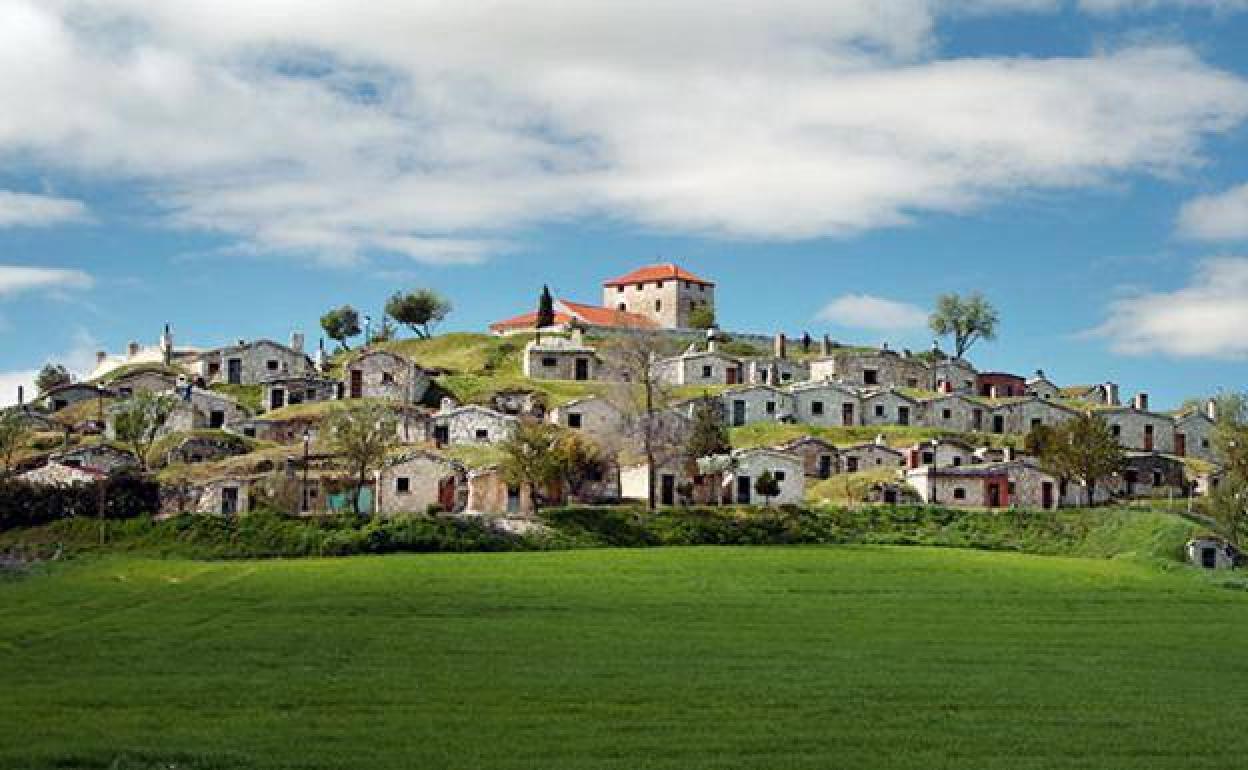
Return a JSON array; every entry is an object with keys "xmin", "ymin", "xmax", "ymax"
[{"xmin": 600, "ymin": 331, "xmax": 688, "ymax": 510}]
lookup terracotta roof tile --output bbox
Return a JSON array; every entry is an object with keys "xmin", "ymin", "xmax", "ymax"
[{"xmin": 602, "ymin": 263, "xmax": 713, "ymax": 287}]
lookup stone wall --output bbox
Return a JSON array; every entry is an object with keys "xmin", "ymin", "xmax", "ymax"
[
  {"xmin": 199, "ymin": 340, "xmax": 313, "ymax": 386},
  {"xmin": 344, "ymin": 351, "xmax": 430, "ymax": 403}
]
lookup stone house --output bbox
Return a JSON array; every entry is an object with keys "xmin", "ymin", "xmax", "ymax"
[
  {"xmin": 523, "ymin": 332, "xmax": 601, "ymax": 382},
  {"xmin": 601, "ymin": 263, "xmax": 715, "ymax": 329},
  {"xmin": 906, "ymin": 460, "xmax": 1061, "ymax": 510},
  {"xmin": 49, "ymin": 444, "xmax": 138, "ymax": 474},
  {"xmin": 744, "ymin": 357, "xmax": 811, "ymax": 387},
  {"xmin": 548, "ymin": 396, "xmax": 622, "ymax": 439},
  {"xmin": 1110, "ymin": 452, "xmax": 1188, "ymax": 499},
  {"xmin": 108, "ymin": 368, "xmax": 178, "ymax": 399},
  {"xmin": 904, "ymin": 439, "xmax": 976, "ymax": 470},
  {"xmin": 1061, "ymin": 382, "xmax": 1120, "ymax": 407},
  {"xmin": 465, "ymin": 467, "xmax": 544, "ymax": 516},
  {"xmin": 196, "ymin": 336, "xmax": 314, "ymax": 386},
  {"xmin": 490, "ymin": 389, "xmax": 547, "ymax": 418},
  {"xmin": 918, "ymin": 394, "xmax": 984, "ymax": 434},
  {"xmin": 429, "ymin": 402, "xmax": 518, "ymax": 447},
  {"xmin": 931, "ymin": 357, "xmax": 978, "ymax": 394},
  {"xmin": 699, "ymin": 448, "xmax": 805, "ymax": 506},
  {"xmin": 719, "ymin": 385, "xmax": 794, "ymax": 427},
  {"xmin": 374, "ymin": 451, "xmax": 467, "ymax": 516},
  {"xmin": 160, "ymin": 387, "xmax": 249, "ymax": 434},
  {"xmin": 839, "ymin": 440, "xmax": 906, "ymax": 473},
  {"xmin": 990, "ymin": 396, "xmax": 1079, "ymax": 436},
  {"xmin": 21, "ymin": 461, "xmax": 107, "ymax": 486},
  {"xmin": 1025, "ymin": 370, "xmax": 1061, "ymax": 401},
  {"xmin": 1099, "ymin": 397, "xmax": 1174, "ymax": 453},
  {"xmin": 1174, "ymin": 403, "xmax": 1217, "ymax": 462},
  {"xmin": 777, "ymin": 436, "xmax": 840, "ymax": 479},
  {"xmin": 262, "ymin": 376, "xmax": 340, "ymax": 412},
  {"xmin": 163, "ymin": 476, "xmax": 255, "ymax": 516},
  {"xmin": 809, "ymin": 347, "xmax": 930, "ymax": 390},
  {"xmin": 41, "ymin": 383, "xmax": 113, "ymax": 412},
  {"xmin": 238, "ymin": 414, "xmax": 322, "ymax": 445},
  {"xmin": 343, "ymin": 350, "xmax": 431, "ymax": 404},
  {"xmin": 620, "ymin": 458, "xmax": 697, "ymax": 507},
  {"xmin": 787, "ymin": 381, "xmax": 861, "ymax": 428},
  {"xmin": 976, "ymin": 372, "xmax": 1027, "ymax": 399},
  {"xmin": 652, "ymin": 349, "xmax": 744, "ymax": 387},
  {"xmin": 861, "ymin": 388, "xmax": 921, "ymax": 427},
  {"xmin": 1186, "ymin": 537, "xmax": 1238, "ymax": 569}
]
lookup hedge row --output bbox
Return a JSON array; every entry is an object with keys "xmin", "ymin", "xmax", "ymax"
[{"xmin": 0, "ymin": 475, "xmax": 161, "ymax": 531}]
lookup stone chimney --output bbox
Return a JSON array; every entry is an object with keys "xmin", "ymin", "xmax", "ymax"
[
  {"xmin": 1034, "ymin": 369, "xmax": 1045, "ymax": 379},
  {"xmin": 820, "ymin": 335, "xmax": 831, "ymax": 356},
  {"xmin": 1003, "ymin": 446, "xmax": 1015, "ymax": 462},
  {"xmin": 1132, "ymin": 392, "xmax": 1149, "ymax": 412},
  {"xmin": 1206, "ymin": 398, "xmax": 1219, "ymax": 421},
  {"xmin": 96, "ymin": 351, "xmax": 108, "ymax": 365},
  {"xmin": 989, "ymin": 385, "xmax": 1000, "ymax": 400},
  {"xmin": 439, "ymin": 397, "xmax": 456, "ymax": 414},
  {"xmin": 774, "ymin": 333, "xmax": 787, "ymax": 360},
  {"xmin": 706, "ymin": 328, "xmax": 719, "ymax": 354},
  {"xmin": 316, "ymin": 338, "xmax": 327, "ymax": 372},
  {"xmin": 290, "ymin": 331, "xmax": 305, "ymax": 354},
  {"xmin": 1104, "ymin": 382, "xmax": 1120, "ymax": 407},
  {"xmin": 874, "ymin": 433, "xmax": 886, "ymax": 446},
  {"xmin": 126, "ymin": 341, "xmax": 140, "ymax": 358},
  {"xmin": 570, "ymin": 326, "xmax": 585, "ymax": 347},
  {"xmin": 17, "ymin": 385, "xmax": 23, "ymax": 406}
]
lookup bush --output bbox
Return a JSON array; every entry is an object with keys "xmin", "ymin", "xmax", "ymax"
[{"xmin": 0, "ymin": 473, "xmax": 160, "ymax": 530}]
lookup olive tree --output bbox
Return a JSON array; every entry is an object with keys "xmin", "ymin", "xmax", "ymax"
[
  {"xmin": 929, "ymin": 293, "xmax": 999, "ymax": 360},
  {"xmin": 325, "ymin": 401, "xmax": 398, "ymax": 517}
]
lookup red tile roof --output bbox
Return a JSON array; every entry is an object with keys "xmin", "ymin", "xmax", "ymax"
[
  {"xmin": 602, "ymin": 263, "xmax": 713, "ymax": 287},
  {"xmin": 488, "ymin": 298, "xmax": 659, "ymax": 333}
]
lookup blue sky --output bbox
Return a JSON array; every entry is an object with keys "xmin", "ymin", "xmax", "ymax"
[{"xmin": 3, "ymin": 0, "xmax": 1248, "ymax": 408}]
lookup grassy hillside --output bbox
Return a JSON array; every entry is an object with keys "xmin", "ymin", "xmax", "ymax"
[{"xmin": 3, "ymin": 546, "xmax": 1246, "ymax": 769}]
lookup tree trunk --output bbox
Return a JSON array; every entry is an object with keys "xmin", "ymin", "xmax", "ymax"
[
  {"xmin": 644, "ymin": 380, "xmax": 656, "ymax": 512},
  {"xmin": 1085, "ymin": 477, "xmax": 1095, "ymax": 508}
]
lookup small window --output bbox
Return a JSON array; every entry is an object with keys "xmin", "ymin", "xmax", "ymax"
[
  {"xmin": 1152, "ymin": 470, "xmax": 1163, "ymax": 486},
  {"xmin": 617, "ymin": 285, "xmax": 624, "ymax": 293},
  {"xmin": 267, "ymin": 360, "xmax": 279, "ymax": 371},
  {"xmin": 119, "ymin": 387, "xmax": 133, "ymax": 398},
  {"xmin": 702, "ymin": 365, "xmax": 713, "ymax": 378},
  {"xmin": 774, "ymin": 471, "xmax": 786, "ymax": 482},
  {"xmin": 1203, "ymin": 439, "xmax": 1211, "ymax": 449},
  {"xmin": 1031, "ymin": 418, "xmax": 1042, "ymax": 429},
  {"xmin": 907, "ymin": 378, "xmax": 919, "ymax": 388},
  {"xmin": 953, "ymin": 488, "xmax": 966, "ymax": 500},
  {"xmin": 864, "ymin": 369, "xmax": 879, "ymax": 385},
  {"xmin": 811, "ymin": 401, "xmax": 825, "ymax": 416},
  {"xmin": 655, "ymin": 299, "xmax": 662, "ymax": 312},
  {"xmin": 1112, "ymin": 424, "xmax": 1122, "ymax": 438},
  {"xmin": 1008, "ymin": 482, "xmax": 1017, "ymax": 496},
  {"xmin": 942, "ymin": 409, "xmax": 952, "ymax": 420},
  {"xmin": 568, "ymin": 413, "xmax": 583, "ymax": 429},
  {"xmin": 875, "ymin": 404, "xmax": 885, "ymax": 418},
  {"xmin": 382, "ymin": 372, "xmax": 395, "ymax": 385},
  {"xmin": 766, "ymin": 401, "xmax": 776, "ymax": 414},
  {"xmin": 922, "ymin": 452, "xmax": 934, "ymax": 464},
  {"xmin": 952, "ymin": 457, "xmax": 962, "ymax": 467},
  {"xmin": 617, "ymin": 303, "xmax": 626, "ymax": 312},
  {"xmin": 542, "ymin": 357, "xmax": 557, "ymax": 367},
  {"xmin": 396, "ymin": 477, "xmax": 411, "ymax": 494},
  {"xmin": 475, "ymin": 428, "xmax": 489, "ymax": 441}
]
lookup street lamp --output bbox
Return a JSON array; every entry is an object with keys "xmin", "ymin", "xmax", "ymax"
[
  {"xmin": 301, "ymin": 427, "xmax": 311, "ymax": 514},
  {"xmin": 363, "ymin": 314, "xmax": 372, "ymax": 346}
]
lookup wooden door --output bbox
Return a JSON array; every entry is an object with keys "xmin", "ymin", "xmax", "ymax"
[
  {"xmin": 841, "ymin": 402, "xmax": 854, "ymax": 427},
  {"xmin": 350, "ymin": 369, "xmax": 363, "ymax": 399},
  {"xmin": 1175, "ymin": 433, "xmax": 1187, "ymax": 457}
]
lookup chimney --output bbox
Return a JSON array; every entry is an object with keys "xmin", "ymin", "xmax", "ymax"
[
  {"xmin": 874, "ymin": 433, "xmax": 886, "ymax": 446},
  {"xmin": 1132, "ymin": 392, "xmax": 1149, "ymax": 412},
  {"xmin": 440, "ymin": 397, "xmax": 456, "ymax": 414},
  {"xmin": 820, "ymin": 335, "xmax": 832, "ymax": 356},
  {"xmin": 96, "ymin": 351, "xmax": 108, "ymax": 365},
  {"xmin": 17, "ymin": 385, "xmax": 23, "ymax": 406},
  {"xmin": 126, "ymin": 341, "xmax": 140, "ymax": 358},
  {"xmin": 290, "ymin": 331, "xmax": 305, "ymax": 354},
  {"xmin": 774, "ymin": 333, "xmax": 787, "ymax": 360},
  {"xmin": 1104, "ymin": 382, "xmax": 1120, "ymax": 407},
  {"xmin": 1003, "ymin": 446, "xmax": 1015, "ymax": 462},
  {"xmin": 571, "ymin": 327, "xmax": 585, "ymax": 347},
  {"xmin": 161, "ymin": 324, "xmax": 174, "ymax": 365},
  {"xmin": 1206, "ymin": 398, "xmax": 1218, "ymax": 421},
  {"xmin": 706, "ymin": 328, "xmax": 718, "ymax": 354},
  {"xmin": 989, "ymin": 385, "xmax": 1000, "ymax": 400},
  {"xmin": 1035, "ymin": 369, "xmax": 1044, "ymax": 379},
  {"xmin": 316, "ymin": 338, "xmax": 327, "ymax": 372}
]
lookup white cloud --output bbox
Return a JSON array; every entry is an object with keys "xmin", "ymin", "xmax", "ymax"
[
  {"xmin": 0, "ymin": 369, "xmax": 37, "ymax": 409},
  {"xmin": 0, "ymin": 2, "xmax": 1245, "ymax": 264},
  {"xmin": 817, "ymin": 294, "xmax": 930, "ymax": 331},
  {"xmin": 0, "ymin": 328, "xmax": 101, "ymax": 407},
  {"xmin": 0, "ymin": 266, "xmax": 94, "ymax": 297},
  {"xmin": 1177, "ymin": 183, "xmax": 1248, "ymax": 241},
  {"xmin": 1089, "ymin": 258, "xmax": 1248, "ymax": 358},
  {"xmin": 0, "ymin": 190, "xmax": 88, "ymax": 227}
]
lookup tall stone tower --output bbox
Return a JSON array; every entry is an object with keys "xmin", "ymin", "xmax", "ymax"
[{"xmin": 601, "ymin": 263, "xmax": 715, "ymax": 329}]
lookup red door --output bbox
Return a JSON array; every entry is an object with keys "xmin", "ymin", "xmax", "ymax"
[
  {"xmin": 1175, "ymin": 433, "xmax": 1186, "ymax": 457},
  {"xmin": 438, "ymin": 477, "xmax": 457, "ymax": 511},
  {"xmin": 1144, "ymin": 425, "xmax": 1154, "ymax": 452},
  {"xmin": 350, "ymin": 369, "xmax": 363, "ymax": 399}
]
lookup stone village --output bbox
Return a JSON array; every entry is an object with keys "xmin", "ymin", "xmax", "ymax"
[{"xmin": 2, "ymin": 263, "xmax": 1228, "ymax": 528}]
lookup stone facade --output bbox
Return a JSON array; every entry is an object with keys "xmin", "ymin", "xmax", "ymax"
[
  {"xmin": 343, "ymin": 350, "xmax": 431, "ymax": 404},
  {"xmin": 1025, "ymin": 371, "xmax": 1061, "ymax": 401},
  {"xmin": 465, "ymin": 467, "xmax": 541, "ymax": 516},
  {"xmin": 197, "ymin": 338, "xmax": 313, "ymax": 386},
  {"xmin": 906, "ymin": 460, "xmax": 1060, "ymax": 510},
  {"xmin": 777, "ymin": 436, "xmax": 839, "ymax": 479},
  {"xmin": 429, "ymin": 404, "xmax": 518, "ymax": 447},
  {"xmin": 1187, "ymin": 537, "xmax": 1238, "ymax": 569},
  {"xmin": 602, "ymin": 264, "xmax": 715, "ymax": 329},
  {"xmin": 861, "ymin": 389, "xmax": 920, "ymax": 427},
  {"xmin": 21, "ymin": 461, "xmax": 105, "ymax": 486},
  {"xmin": 42, "ymin": 383, "xmax": 112, "ymax": 412},
  {"xmin": 991, "ymin": 397, "xmax": 1078, "ymax": 435},
  {"xmin": 931, "ymin": 358, "xmax": 978, "ymax": 394},
  {"xmin": 708, "ymin": 448, "xmax": 805, "ymax": 506},
  {"xmin": 919, "ymin": 394, "xmax": 983, "ymax": 434},
  {"xmin": 165, "ymin": 433, "xmax": 250, "ymax": 465},
  {"xmin": 239, "ymin": 415, "xmax": 322, "ymax": 445},
  {"xmin": 788, "ymin": 381, "xmax": 860, "ymax": 428},
  {"xmin": 548, "ymin": 396, "xmax": 622, "ymax": 439},
  {"xmin": 263, "ymin": 376, "xmax": 340, "ymax": 412},
  {"xmin": 159, "ymin": 388, "xmax": 248, "ymax": 434},
  {"xmin": 653, "ymin": 351, "xmax": 743, "ymax": 387},
  {"xmin": 976, "ymin": 372, "xmax": 1027, "ymax": 398},
  {"xmin": 49, "ymin": 444, "xmax": 139, "ymax": 474},
  {"xmin": 839, "ymin": 442, "xmax": 906, "ymax": 473},
  {"xmin": 1112, "ymin": 452, "xmax": 1188, "ymax": 499},
  {"xmin": 374, "ymin": 451, "xmax": 466, "ymax": 516},
  {"xmin": 523, "ymin": 335, "xmax": 600, "ymax": 381},
  {"xmin": 1174, "ymin": 410, "xmax": 1216, "ymax": 462},
  {"xmin": 809, "ymin": 349, "xmax": 930, "ymax": 390},
  {"xmin": 905, "ymin": 439, "xmax": 976, "ymax": 469},
  {"xmin": 620, "ymin": 459, "xmax": 696, "ymax": 506},
  {"xmin": 719, "ymin": 386, "xmax": 794, "ymax": 427},
  {"xmin": 109, "ymin": 369, "xmax": 178, "ymax": 399},
  {"xmin": 1099, "ymin": 407, "xmax": 1175, "ymax": 454},
  {"xmin": 744, "ymin": 357, "xmax": 810, "ymax": 386}
]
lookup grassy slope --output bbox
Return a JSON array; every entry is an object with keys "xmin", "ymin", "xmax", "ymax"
[
  {"xmin": 3, "ymin": 547, "xmax": 1247, "ymax": 769},
  {"xmin": 729, "ymin": 422, "xmax": 1019, "ymax": 450}
]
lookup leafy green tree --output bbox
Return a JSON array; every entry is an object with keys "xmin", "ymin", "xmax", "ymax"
[
  {"xmin": 320, "ymin": 305, "xmax": 362, "ymax": 351},
  {"xmin": 1210, "ymin": 393, "xmax": 1248, "ymax": 545},
  {"xmin": 754, "ymin": 470, "xmax": 781, "ymax": 507},
  {"xmin": 498, "ymin": 421, "xmax": 566, "ymax": 512},
  {"xmin": 0, "ymin": 410, "xmax": 32, "ymax": 479},
  {"xmin": 929, "ymin": 292, "xmax": 999, "ymax": 359},
  {"xmin": 1024, "ymin": 423, "xmax": 1057, "ymax": 458},
  {"xmin": 686, "ymin": 396, "xmax": 730, "ymax": 460},
  {"xmin": 385, "ymin": 289, "xmax": 452, "ymax": 340},
  {"xmin": 113, "ymin": 391, "xmax": 177, "ymax": 470},
  {"xmin": 1036, "ymin": 413, "xmax": 1124, "ymax": 507},
  {"xmin": 326, "ymin": 402, "xmax": 397, "ymax": 517},
  {"xmin": 688, "ymin": 304, "xmax": 716, "ymax": 330},
  {"xmin": 36, "ymin": 364, "xmax": 72, "ymax": 394}
]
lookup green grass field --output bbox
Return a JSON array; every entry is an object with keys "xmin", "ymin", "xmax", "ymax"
[{"xmin": 3, "ymin": 546, "xmax": 1247, "ymax": 769}]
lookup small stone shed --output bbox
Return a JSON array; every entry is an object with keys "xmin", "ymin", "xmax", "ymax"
[{"xmin": 1186, "ymin": 537, "xmax": 1239, "ymax": 570}]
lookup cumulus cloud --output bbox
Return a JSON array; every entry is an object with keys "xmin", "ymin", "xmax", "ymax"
[
  {"xmin": 817, "ymin": 294, "xmax": 930, "ymax": 331},
  {"xmin": 0, "ymin": 328, "xmax": 101, "ymax": 407},
  {"xmin": 0, "ymin": 2, "xmax": 1246, "ymax": 264},
  {"xmin": 1177, "ymin": 183, "xmax": 1248, "ymax": 241},
  {"xmin": 0, "ymin": 266, "xmax": 94, "ymax": 297},
  {"xmin": 0, "ymin": 190, "xmax": 88, "ymax": 227},
  {"xmin": 1079, "ymin": 0, "xmax": 1248, "ymax": 13},
  {"xmin": 1088, "ymin": 258, "xmax": 1248, "ymax": 358}
]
